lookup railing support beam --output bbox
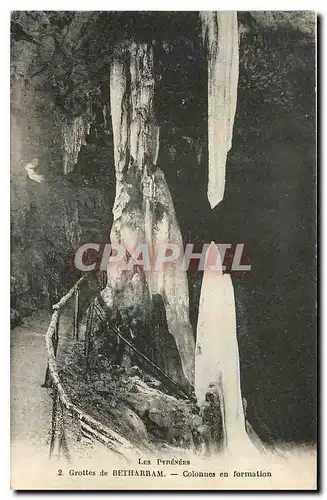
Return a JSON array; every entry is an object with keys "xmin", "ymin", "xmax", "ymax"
[
  {"xmin": 49, "ymin": 389, "xmax": 71, "ymax": 461},
  {"xmin": 42, "ymin": 312, "xmax": 60, "ymax": 388},
  {"xmin": 74, "ymin": 287, "xmax": 80, "ymax": 341}
]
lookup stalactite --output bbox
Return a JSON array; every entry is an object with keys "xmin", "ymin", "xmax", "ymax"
[
  {"xmin": 107, "ymin": 40, "xmax": 195, "ymax": 386},
  {"xmin": 62, "ymin": 115, "xmax": 92, "ymax": 175},
  {"xmin": 200, "ymin": 12, "xmax": 239, "ymax": 208}
]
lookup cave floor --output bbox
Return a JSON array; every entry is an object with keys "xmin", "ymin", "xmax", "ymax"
[
  {"xmin": 10, "ymin": 309, "xmax": 115, "ymax": 478},
  {"xmin": 11, "ymin": 311, "xmax": 55, "ymax": 459}
]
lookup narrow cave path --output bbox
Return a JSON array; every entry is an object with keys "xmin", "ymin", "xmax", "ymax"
[
  {"xmin": 10, "ymin": 308, "xmax": 117, "ymax": 483},
  {"xmin": 10, "ymin": 311, "xmax": 74, "ymax": 461}
]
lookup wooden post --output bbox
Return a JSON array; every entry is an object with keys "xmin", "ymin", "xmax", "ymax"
[
  {"xmin": 74, "ymin": 287, "xmax": 80, "ymax": 341},
  {"xmin": 84, "ymin": 306, "xmax": 91, "ymax": 357},
  {"xmin": 84, "ymin": 302, "xmax": 94, "ymax": 378},
  {"xmin": 42, "ymin": 313, "xmax": 60, "ymax": 388},
  {"xmin": 49, "ymin": 389, "xmax": 70, "ymax": 461},
  {"xmin": 53, "ymin": 312, "xmax": 60, "ymax": 357}
]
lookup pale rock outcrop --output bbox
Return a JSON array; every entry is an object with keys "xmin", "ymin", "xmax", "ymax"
[{"xmin": 195, "ymin": 243, "xmax": 254, "ymax": 451}]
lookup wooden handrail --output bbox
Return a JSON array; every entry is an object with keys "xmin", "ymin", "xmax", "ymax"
[
  {"xmin": 44, "ymin": 273, "xmax": 142, "ymax": 460},
  {"xmin": 52, "ymin": 275, "xmax": 88, "ymax": 311}
]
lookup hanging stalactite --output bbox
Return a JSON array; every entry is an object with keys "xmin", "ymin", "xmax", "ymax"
[
  {"xmin": 62, "ymin": 114, "xmax": 92, "ymax": 175},
  {"xmin": 200, "ymin": 11, "xmax": 239, "ymax": 209}
]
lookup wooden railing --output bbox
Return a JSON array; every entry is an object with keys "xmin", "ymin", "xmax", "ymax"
[{"xmin": 42, "ymin": 273, "xmax": 141, "ymax": 462}]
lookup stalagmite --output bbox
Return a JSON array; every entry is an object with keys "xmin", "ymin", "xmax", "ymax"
[
  {"xmin": 107, "ymin": 41, "xmax": 195, "ymax": 385},
  {"xmin": 200, "ymin": 11, "xmax": 239, "ymax": 208},
  {"xmin": 143, "ymin": 167, "xmax": 195, "ymax": 385},
  {"xmin": 195, "ymin": 242, "xmax": 254, "ymax": 451}
]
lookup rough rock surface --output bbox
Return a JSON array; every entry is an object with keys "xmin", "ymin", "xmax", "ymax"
[{"xmin": 58, "ymin": 340, "xmax": 204, "ymax": 451}]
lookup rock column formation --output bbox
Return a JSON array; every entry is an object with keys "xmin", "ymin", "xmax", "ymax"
[
  {"xmin": 106, "ymin": 41, "xmax": 195, "ymax": 385},
  {"xmin": 195, "ymin": 243, "xmax": 254, "ymax": 451}
]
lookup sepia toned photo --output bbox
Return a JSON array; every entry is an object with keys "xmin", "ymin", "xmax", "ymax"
[{"xmin": 10, "ymin": 10, "xmax": 317, "ymax": 490}]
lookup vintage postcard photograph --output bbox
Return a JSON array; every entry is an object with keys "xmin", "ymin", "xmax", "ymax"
[{"xmin": 10, "ymin": 10, "xmax": 317, "ymax": 490}]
